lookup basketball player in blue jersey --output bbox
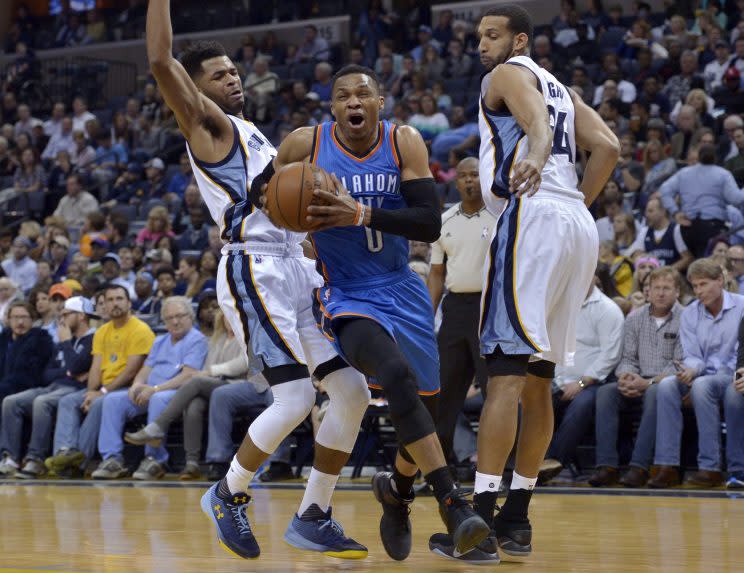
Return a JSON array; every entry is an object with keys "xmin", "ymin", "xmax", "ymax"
[
  {"xmin": 428, "ymin": 5, "xmax": 620, "ymax": 564},
  {"xmin": 257, "ymin": 65, "xmax": 490, "ymax": 559},
  {"xmin": 146, "ymin": 0, "xmax": 373, "ymax": 561}
]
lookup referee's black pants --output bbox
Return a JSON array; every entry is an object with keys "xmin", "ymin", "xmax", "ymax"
[{"xmin": 435, "ymin": 292, "xmax": 488, "ymax": 465}]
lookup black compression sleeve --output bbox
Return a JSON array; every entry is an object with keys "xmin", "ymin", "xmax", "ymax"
[
  {"xmin": 249, "ymin": 161, "xmax": 275, "ymax": 209},
  {"xmin": 368, "ymin": 177, "xmax": 441, "ymax": 242}
]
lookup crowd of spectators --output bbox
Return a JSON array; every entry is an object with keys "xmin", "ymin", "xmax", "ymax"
[{"xmin": 0, "ymin": 0, "xmax": 744, "ymax": 485}]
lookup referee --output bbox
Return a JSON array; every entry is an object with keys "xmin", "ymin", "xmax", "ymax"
[{"xmin": 428, "ymin": 157, "xmax": 496, "ymax": 465}]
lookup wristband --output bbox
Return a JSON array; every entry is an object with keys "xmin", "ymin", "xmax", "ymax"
[
  {"xmin": 100, "ymin": 386, "xmax": 108, "ymax": 395},
  {"xmin": 354, "ymin": 202, "xmax": 367, "ymax": 226}
]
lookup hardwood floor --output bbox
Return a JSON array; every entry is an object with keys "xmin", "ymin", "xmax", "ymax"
[{"xmin": 0, "ymin": 483, "xmax": 742, "ymax": 572}]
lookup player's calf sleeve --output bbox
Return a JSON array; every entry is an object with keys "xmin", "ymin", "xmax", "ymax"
[
  {"xmin": 315, "ymin": 367, "xmax": 370, "ymax": 453},
  {"xmin": 247, "ymin": 377, "xmax": 315, "ymax": 454},
  {"xmin": 377, "ymin": 358, "xmax": 436, "ymax": 444}
]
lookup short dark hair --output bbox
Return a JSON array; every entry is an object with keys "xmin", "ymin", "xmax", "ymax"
[
  {"xmin": 483, "ymin": 4, "xmax": 534, "ymax": 45},
  {"xmin": 331, "ymin": 65, "xmax": 381, "ymax": 94},
  {"xmin": 103, "ymin": 283, "xmax": 130, "ymax": 300},
  {"xmin": 180, "ymin": 40, "xmax": 228, "ymax": 78},
  {"xmin": 699, "ymin": 144, "xmax": 716, "ymax": 165},
  {"xmin": 155, "ymin": 265, "xmax": 176, "ymax": 280},
  {"xmin": 7, "ymin": 301, "xmax": 36, "ymax": 321}
]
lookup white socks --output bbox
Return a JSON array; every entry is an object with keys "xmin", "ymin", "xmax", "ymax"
[
  {"xmin": 225, "ymin": 456, "xmax": 255, "ymax": 494},
  {"xmin": 298, "ymin": 468, "xmax": 339, "ymax": 516},
  {"xmin": 511, "ymin": 471, "xmax": 537, "ymax": 490},
  {"xmin": 474, "ymin": 471, "xmax": 502, "ymax": 494}
]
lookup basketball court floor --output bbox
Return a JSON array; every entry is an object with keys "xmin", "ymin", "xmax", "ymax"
[{"xmin": 0, "ymin": 480, "xmax": 742, "ymax": 573}]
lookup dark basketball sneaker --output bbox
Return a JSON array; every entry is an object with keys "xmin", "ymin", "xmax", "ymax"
[
  {"xmin": 439, "ymin": 488, "xmax": 491, "ymax": 554},
  {"xmin": 428, "ymin": 532, "xmax": 500, "ymax": 564},
  {"xmin": 492, "ymin": 513, "xmax": 532, "ymax": 558},
  {"xmin": 200, "ymin": 482, "xmax": 260, "ymax": 559},
  {"xmin": 372, "ymin": 471, "xmax": 414, "ymax": 560},
  {"xmin": 284, "ymin": 504, "xmax": 368, "ymax": 559}
]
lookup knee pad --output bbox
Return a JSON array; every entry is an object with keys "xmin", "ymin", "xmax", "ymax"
[
  {"xmin": 485, "ymin": 347, "xmax": 531, "ymax": 377},
  {"xmin": 248, "ymin": 377, "xmax": 315, "ymax": 454},
  {"xmin": 315, "ymin": 367, "xmax": 370, "ymax": 453},
  {"xmin": 377, "ymin": 358, "xmax": 436, "ymax": 445},
  {"xmin": 527, "ymin": 359, "xmax": 556, "ymax": 379}
]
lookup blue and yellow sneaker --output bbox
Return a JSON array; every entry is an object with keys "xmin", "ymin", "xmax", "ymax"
[
  {"xmin": 284, "ymin": 504, "xmax": 368, "ymax": 559},
  {"xmin": 200, "ymin": 482, "xmax": 260, "ymax": 559}
]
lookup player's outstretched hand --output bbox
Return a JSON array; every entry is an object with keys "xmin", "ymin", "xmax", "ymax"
[
  {"xmin": 510, "ymin": 159, "xmax": 542, "ymax": 197},
  {"xmin": 306, "ymin": 173, "xmax": 359, "ymax": 230}
]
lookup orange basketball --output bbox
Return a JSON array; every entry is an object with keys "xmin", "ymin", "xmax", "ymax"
[{"xmin": 265, "ymin": 162, "xmax": 335, "ymax": 232}]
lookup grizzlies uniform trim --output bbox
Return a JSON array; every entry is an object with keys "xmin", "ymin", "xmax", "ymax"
[
  {"xmin": 245, "ymin": 255, "xmax": 302, "ymax": 363},
  {"xmin": 480, "ymin": 197, "xmax": 540, "ymax": 354}
]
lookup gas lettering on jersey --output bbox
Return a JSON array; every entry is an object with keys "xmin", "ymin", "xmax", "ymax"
[
  {"xmin": 340, "ymin": 173, "xmax": 400, "ymax": 196},
  {"xmin": 547, "ymin": 82, "xmax": 564, "ymax": 100}
]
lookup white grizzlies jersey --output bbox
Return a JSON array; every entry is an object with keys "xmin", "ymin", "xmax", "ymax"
[
  {"xmin": 478, "ymin": 55, "xmax": 583, "ymax": 215},
  {"xmin": 186, "ymin": 115, "xmax": 306, "ymax": 245}
]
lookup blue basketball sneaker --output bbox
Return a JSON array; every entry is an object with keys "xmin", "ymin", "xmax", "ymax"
[
  {"xmin": 284, "ymin": 504, "xmax": 368, "ymax": 559},
  {"xmin": 200, "ymin": 482, "xmax": 260, "ymax": 559}
]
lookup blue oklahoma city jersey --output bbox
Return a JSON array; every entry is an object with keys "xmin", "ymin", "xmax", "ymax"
[
  {"xmin": 310, "ymin": 120, "xmax": 408, "ymax": 283},
  {"xmin": 309, "ymin": 120, "xmax": 439, "ymax": 395}
]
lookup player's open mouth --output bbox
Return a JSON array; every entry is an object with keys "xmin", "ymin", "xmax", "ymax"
[
  {"xmin": 230, "ymin": 90, "xmax": 243, "ymax": 101},
  {"xmin": 348, "ymin": 113, "xmax": 365, "ymax": 128}
]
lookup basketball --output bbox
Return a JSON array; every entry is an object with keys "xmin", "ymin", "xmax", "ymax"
[{"xmin": 265, "ymin": 162, "xmax": 335, "ymax": 232}]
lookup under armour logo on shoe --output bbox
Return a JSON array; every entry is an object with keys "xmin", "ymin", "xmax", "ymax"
[
  {"xmin": 234, "ymin": 495, "xmax": 247, "ymax": 504},
  {"xmin": 214, "ymin": 504, "xmax": 224, "ymax": 519}
]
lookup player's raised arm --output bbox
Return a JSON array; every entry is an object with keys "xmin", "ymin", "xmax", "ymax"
[
  {"xmin": 146, "ymin": 0, "xmax": 233, "ymax": 160},
  {"xmin": 570, "ymin": 89, "xmax": 621, "ymax": 207},
  {"xmin": 484, "ymin": 64, "xmax": 552, "ymax": 197}
]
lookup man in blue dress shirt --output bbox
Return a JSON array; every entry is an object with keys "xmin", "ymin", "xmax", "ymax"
[
  {"xmin": 661, "ymin": 144, "xmax": 744, "ymax": 258},
  {"xmin": 650, "ymin": 259, "xmax": 744, "ymax": 488}
]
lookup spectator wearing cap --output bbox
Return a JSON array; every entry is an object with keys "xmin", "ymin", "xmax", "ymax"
[
  {"xmin": 650, "ymin": 259, "xmax": 744, "ymax": 488},
  {"xmin": 52, "ymin": 173, "xmax": 99, "ymax": 228},
  {"xmin": 704, "ymin": 41, "xmax": 733, "ymax": 91},
  {"xmin": 92, "ymin": 296, "xmax": 207, "ymax": 480},
  {"xmin": 627, "ymin": 198, "xmax": 694, "ymax": 271},
  {"xmin": 132, "ymin": 271, "xmax": 160, "ymax": 316},
  {"xmin": 714, "ymin": 67, "xmax": 744, "ymax": 115},
  {"xmin": 45, "ymin": 284, "xmax": 155, "ymax": 478},
  {"xmin": 0, "ymin": 301, "xmax": 54, "ymax": 407},
  {"xmin": 143, "ymin": 157, "xmax": 167, "ymax": 200},
  {"xmin": 0, "ymin": 296, "xmax": 96, "ymax": 479},
  {"xmin": 2, "ymin": 237, "xmax": 37, "ymax": 294},
  {"xmin": 89, "ymin": 237, "xmax": 110, "ymax": 264},
  {"xmin": 661, "ymin": 144, "xmax": 744, "ymax": 258},
  {"xmin": 104, "ymin": 162, "xmax": 146, "ymax": 208},
  {"xmin": 37, "ymin": 283, "xmax": 71, "ymax": 343},
  {"xmin": 411, "ymin": 25, "xmax": 441, "ymax": 63},
  {"xmin": 297, "ymin": 24, "xmax": 330, "ymax": 62},
  {"xmin": 100, "ymin": 253, "xmax": 134, "ymax": 296}
]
